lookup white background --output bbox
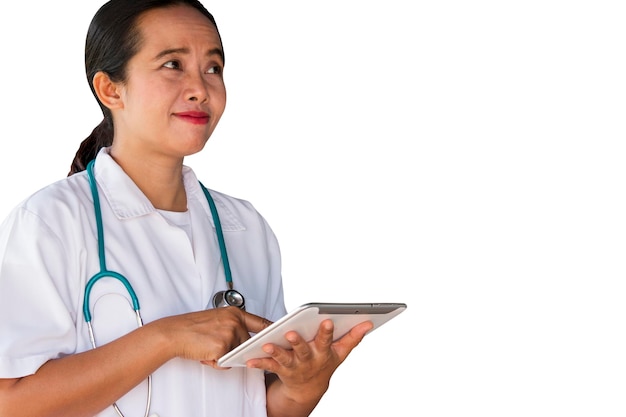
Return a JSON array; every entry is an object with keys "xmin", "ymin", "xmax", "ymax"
[{"xmin": 1, "ymin": 1, "xmax": 625, "ymax": 416}]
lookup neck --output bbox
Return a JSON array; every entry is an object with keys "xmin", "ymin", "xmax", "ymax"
[{"xmin": 109, "ymin": 145, "xmax": 188, "ymax": 212}]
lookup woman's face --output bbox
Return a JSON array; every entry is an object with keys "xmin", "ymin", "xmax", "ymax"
[{"xmin": 111, "ymin": 4, "xmax": 226, "ymax": 161}]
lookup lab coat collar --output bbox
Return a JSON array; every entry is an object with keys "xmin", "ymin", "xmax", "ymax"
[{"xmin": 92, "ymin": 148, "xmax": 244, "ymax": 231}]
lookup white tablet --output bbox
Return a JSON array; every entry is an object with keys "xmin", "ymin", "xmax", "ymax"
[{"xmin": 217, "ymin": 302, "xmax": 407, "ymax": 367}]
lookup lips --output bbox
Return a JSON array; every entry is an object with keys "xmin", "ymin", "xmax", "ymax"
[{"xmin": 174, "ymin": 111, "xmax": 210, "ymax": 125}]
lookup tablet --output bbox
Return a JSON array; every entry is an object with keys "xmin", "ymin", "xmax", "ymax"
[{"xmin": 217, "ymin": 302, "xmax": 407, "ymax": 367}]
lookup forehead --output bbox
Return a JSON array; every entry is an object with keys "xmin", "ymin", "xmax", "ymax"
[{"xmin": 135, "ymin": 4, "xmax": 222, "ymax": 54}]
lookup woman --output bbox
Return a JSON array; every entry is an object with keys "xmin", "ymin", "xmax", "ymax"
[{"xmin": 0, "ymin": 1, "xmax": 372, "ymax": 416}]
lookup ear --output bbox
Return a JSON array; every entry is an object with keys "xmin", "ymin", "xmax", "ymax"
[{"xmin": 92, "ymin": 71, "xmax": 124, "ymax": 110}]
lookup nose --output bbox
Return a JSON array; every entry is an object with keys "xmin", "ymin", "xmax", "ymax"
[{"xmin": 185, "ymin": 70, "xmax": 209, "ymax": 103}]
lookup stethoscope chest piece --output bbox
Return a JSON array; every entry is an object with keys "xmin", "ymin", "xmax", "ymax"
[{"xmin": 213, "ymin": 289, "xmax": 245, "ymax": 310}]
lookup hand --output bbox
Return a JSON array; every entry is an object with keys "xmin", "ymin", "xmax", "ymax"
[
  {"xmin": 154, "ymin": 307, "xmax": 273, "ymax": 368},
  {"xmin": 246, "ymin": 319, "xmax": 374, "ymax": 403}
]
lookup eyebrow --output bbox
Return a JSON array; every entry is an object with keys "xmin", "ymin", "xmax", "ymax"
[{"xmin": 154, "ymin": 47, "xmax": 224, "ymax": 62}]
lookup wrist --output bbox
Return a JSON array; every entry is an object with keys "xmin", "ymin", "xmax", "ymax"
[{"xmin": 142, "ymin": 317, "xmax": 178, "ymax": 361}]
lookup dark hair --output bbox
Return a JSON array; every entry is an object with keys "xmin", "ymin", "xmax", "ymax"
[{"xmin": 68, "ymin": 0, "xmax": 222, "ymax": 175}]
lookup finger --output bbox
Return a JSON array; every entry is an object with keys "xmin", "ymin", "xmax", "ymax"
[
  {"xmin": 282, "ymin": 331, "xmax": 313, "ymax": 364},
  {"xmin": 208, "ymin": 361, "xmax": 232, "ymax": 371},
  {"xmin": 244, "ymin": 342, "xmax": 288, "ymax": 371},
  {"xmin": 313, "ymin": 319, "xmax": 335, "ymax": 350},
  {"xmin": 242, "ymin": 311, "xmax": 274, "ymax": 334},
  {"xmin": 352, "ymin": 320, "xmax": 374, "ymax": 338},
  {"xmin": 333, "ymin": 321, "xmax": 374, "ymax": 358},
  {"xmin": 246, "ymin": 355, "xmax": 278, "ymax": 373},
  {"xmin": 200, "ymin": 359, "xmax": 220, "ymax": 369}
]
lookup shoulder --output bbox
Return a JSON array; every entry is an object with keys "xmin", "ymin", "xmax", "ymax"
[
  {"xmin": 1, "ymin": 172, "xmax": 93, "ymax": 234},
  {"xmin": 19, "ymin": 171, "xmax": 92, "ymax": 215}
]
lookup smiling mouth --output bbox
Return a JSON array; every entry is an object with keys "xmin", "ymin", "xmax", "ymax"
[{"xmin": 174, "ymin": 111, "xmax": 210, "ymax": 125}]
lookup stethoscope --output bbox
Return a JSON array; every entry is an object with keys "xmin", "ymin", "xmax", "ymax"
[{"xmin": 82, "ymin": 159, "xmax": 245, "ymax": 417}]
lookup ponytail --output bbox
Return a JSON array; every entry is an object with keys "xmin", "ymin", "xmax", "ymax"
[{"xmin": 67, "ymin": 117, "xmax": 113, "ymax": 176}]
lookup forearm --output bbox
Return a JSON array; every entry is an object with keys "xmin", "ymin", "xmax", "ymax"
[{"xmin": 0, "ymin": 320, "xmax": 174, "ymax": 417}]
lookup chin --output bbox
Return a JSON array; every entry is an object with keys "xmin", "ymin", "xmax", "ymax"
[
  {"xmin": 165, "ymin": 128, "xmax": 211, "ymax": 158},
  {"xmin": 181, "ymin": 139, "xmax": 210, "ymax": 157}
]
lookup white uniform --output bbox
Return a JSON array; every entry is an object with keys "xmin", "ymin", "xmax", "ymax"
[{"xmin": 0, "ymin": 148, "xmax": 287, "ymax": 417}]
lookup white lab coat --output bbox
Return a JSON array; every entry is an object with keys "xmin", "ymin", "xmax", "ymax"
[{"xmin": 0, "ymin": 148, "xmax": 287, "ymax": 417}]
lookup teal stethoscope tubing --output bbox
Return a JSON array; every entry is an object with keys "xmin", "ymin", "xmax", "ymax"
[
  {"xmin": 82, "ymin": 161, "xmax": 234, "ymax": 322},
  {"xmin": 199, "ymin": 179, "xmax": 233, "ymax": 288},
  {"xmin": 82, "ymin": 159, "xmax": 234, "ymax": 417}
]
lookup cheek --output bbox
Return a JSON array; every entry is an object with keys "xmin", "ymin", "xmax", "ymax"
[
  {"xmin": 130, "ymin": 78, "xmax": 174, "ymax": 107},
  {"xmin": 207, "ymin": 76, "xmax": 226, "ymax": 99},
  {"xmin": 212, "ymin": 86, "xmax": 227, "ymax": 115}
]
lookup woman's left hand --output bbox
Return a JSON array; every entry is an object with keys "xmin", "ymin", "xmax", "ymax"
[{"xmin": 247, "ymin": 319, "xmax": 373, "ymax": 413}]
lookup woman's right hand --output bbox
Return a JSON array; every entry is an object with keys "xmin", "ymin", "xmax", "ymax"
[{"xmin": 155, "ymin": 307, "xmax": 273, "ymax": 368}]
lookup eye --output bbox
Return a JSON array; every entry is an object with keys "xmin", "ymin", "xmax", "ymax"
[
  {"xmin": 206, "ymin": 65, "xmax": 223, "ymax": 75},
  {"xmin": 163, "ymin": 60, "xmax": 181, "ymax": 70}
]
